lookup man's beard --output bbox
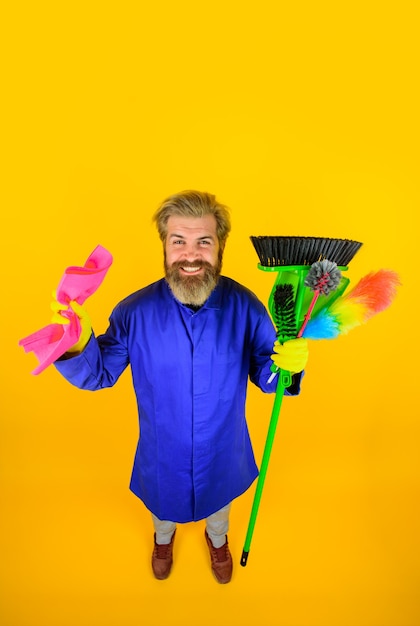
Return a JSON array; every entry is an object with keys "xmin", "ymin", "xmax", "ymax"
[{"xmin": 165, "ymin": 258, "xmax": 222, "ymax": 306}]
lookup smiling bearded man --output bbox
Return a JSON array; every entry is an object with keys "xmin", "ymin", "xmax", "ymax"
[{"xmin": 51, "ymin": 189, "xmax": 309, "ymax": 585}]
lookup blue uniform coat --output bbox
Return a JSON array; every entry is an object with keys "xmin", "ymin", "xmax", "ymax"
[{"xmin": 55, "ymin": 277, "xmax": 299, "ymax": 522}]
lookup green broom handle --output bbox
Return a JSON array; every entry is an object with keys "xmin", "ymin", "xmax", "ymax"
[{"xmin": 240, "ymin": 369, "xmax": 290, "ymax": 566}]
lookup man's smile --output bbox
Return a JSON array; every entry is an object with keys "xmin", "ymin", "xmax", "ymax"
[{"xmin": 180, "ymin": 265, "xmax": 202, "ymax": 275}]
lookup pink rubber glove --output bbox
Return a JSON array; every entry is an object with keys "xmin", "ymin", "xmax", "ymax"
[{"xmin": 19, "ymin": 245, "xmax": 112, "ymax": 374}]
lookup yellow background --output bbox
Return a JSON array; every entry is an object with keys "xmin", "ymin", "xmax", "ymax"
[{"xmin": 1, "ymin": 2, "xmax": 419, "ymax": 625}]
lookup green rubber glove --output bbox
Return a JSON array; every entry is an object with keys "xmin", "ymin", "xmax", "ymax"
[
  {"xmin": 271, "ymin": 337, "xmax": 308, "ymax": 373},
  {"xmin": 51, "ymin": 295, "xmax": 92, "ymax": 354}
]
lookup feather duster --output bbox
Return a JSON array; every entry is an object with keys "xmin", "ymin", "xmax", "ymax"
[{"xmin": 302, "ymin": 269, "xmax": 401, "ymax": 340}]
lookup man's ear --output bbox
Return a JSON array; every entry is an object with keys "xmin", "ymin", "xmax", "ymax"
[{"xmin": 219, "ymin": 239, "xmax": 227, "ymax": 254}]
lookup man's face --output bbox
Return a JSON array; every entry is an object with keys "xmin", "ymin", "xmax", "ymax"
[{"xmin": 164, "ymin": 214, "xmax": 222, "ymax": 305}]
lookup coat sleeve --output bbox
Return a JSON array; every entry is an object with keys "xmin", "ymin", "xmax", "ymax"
[{"xmin": 54, "ymin": 305, "xmax": 130, "ymax": 390}]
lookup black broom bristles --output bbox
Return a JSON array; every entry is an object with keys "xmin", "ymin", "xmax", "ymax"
[
  {"xmin": 250, "ymin": 236, "xmax": 363, "ymax": 267},
  {"xmin": 272, "ymin": 284, "xmax": 297, "ymax": 341}
]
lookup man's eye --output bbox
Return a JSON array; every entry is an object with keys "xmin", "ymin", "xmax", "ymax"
[{"xmin": 200, "ymin": 240, "xmax": 211, "ymax": 245}]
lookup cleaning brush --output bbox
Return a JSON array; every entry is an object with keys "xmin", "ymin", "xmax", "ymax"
[
  {"xmin": 242, "ymin": 235, "xmax": 400, "ymax": 569},
  {"xmin": 273, "ymin": 284, "xmax": 297, "ymax": 342},
  {"xmin": 253, "ymin": 236, "xmax": 363, "ymax": 338},
  {"xmin": 250, "ymin": 236, "xmax": 363, "ymax": 267},
  {"xmin": 297, "ymin": 260, "xmax": 343, "ymax": 337},
  {"xmin": 241, "ymin": 235, "xmax": 362, "ymax": 567},
  {"xmin": 268, "ymin": 283, "xmax": 298, "ymax": 385}
]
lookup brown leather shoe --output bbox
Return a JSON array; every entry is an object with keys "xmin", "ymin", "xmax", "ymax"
[
  {"xmin": 152, "ymin": 530, "xmax": 176, "ymax": 580},
  {"xmin": 204, "ymin": 530, "xmax": 233, "ymax": 584}
]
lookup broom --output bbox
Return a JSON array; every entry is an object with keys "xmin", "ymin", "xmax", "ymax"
[{"xmin": 240, "ymin": 236, "xmax": 363, "ymax": 567}]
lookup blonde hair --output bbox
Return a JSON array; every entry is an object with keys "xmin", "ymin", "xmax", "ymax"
[{"xmin": 153, "ymin": 190, "xmax": 231, "ymax": 247}]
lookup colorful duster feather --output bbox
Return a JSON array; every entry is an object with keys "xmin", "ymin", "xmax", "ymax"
[{"xmin": 302, "ymin": 269, "xmax": 401, "ymax": 340}]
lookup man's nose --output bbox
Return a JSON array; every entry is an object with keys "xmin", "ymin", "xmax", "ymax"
[{"xmin": 182, "ymin": 243, "xmax": 201, "ymax": 259}]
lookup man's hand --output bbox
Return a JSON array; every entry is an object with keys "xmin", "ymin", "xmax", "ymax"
[
  {"xmin": 271, "ymin": 337, "xmax": 308, "ymax": 373},
  {"xmin": 51, "ymin": 295, "xmax": 92, "ymax": 354}
]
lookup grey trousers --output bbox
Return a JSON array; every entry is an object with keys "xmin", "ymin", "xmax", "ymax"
[{"xmin": 152, "ymin": 503, "xmax": 231, "ymax": 549}]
